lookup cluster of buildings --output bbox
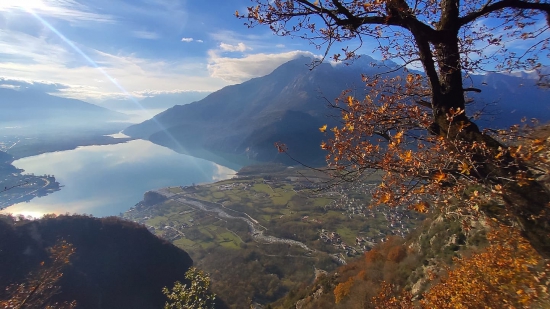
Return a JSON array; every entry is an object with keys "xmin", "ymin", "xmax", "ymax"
[
  {"xmin": 319, "ymin": 230, "xmax": 361, "ymax": 257},
  {"xmin": 216, "ymin": 182, "xmax": 251, "ymax": 191}
]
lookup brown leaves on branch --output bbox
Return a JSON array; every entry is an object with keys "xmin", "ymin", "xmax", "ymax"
[
  {"xmin": 241, "ymin": 0, "xmax": 550, "ymax": 74},
  {"xmin": 320, "ymin": 77, "xmax": 488, "ymax": 214},
  {"xmin": 0, "ymin": 240, "xmax": 76, "ymax": 309},
  {"xmin": 314, "ymin": 74, "xmax": 550, "ymax": 229}
]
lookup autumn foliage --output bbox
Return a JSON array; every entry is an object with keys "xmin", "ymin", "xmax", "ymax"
[
  {"xmin": 334, "ymin": 226, "xmax": 550, "ymax": 309},
  {"xmin": 0, "ymin": 240, "xmax": 76, "ymax": 309},
  {"xmin": 421, "ymin": 226, "xmax": 550, "ymax": 309},
  {"xmin": 244, "ymin": 0, "xmax": 550, "ymax": 259},
  {"xmin": 334, "ymin": 277, "xmax": 354, "ymax": 304},
  {"xmin": 242, "ymin": 0, "xmax": 550, "ymax": 307}
]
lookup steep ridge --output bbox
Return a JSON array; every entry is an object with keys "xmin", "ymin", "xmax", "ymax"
[
  {"xmin": 124, "ymin": 56, "xmax": 550, "ymax": 167},
  {"xmin": 124, "ymin": 56, "xmax": 393, "ymax": 166}
]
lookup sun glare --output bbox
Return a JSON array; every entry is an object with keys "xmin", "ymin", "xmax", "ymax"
[{"xmin": 0, "ymin": 0, "xmax": 47, "ymax": 11}]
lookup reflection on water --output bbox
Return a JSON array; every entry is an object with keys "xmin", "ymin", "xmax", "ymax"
[
  {"xmin": 2, "ymin": 139, "xmax": 236, "ymax": 217},
  {"xmin": 104, "ymin": 131, "xmax": 131, "ymax": 139}
]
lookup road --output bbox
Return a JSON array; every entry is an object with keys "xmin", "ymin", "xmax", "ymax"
[{"xmin": 155, "ymin": 188, "xmax": 312, "ymax": 252}]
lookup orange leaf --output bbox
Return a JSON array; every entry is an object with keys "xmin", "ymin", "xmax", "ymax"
[{"xmin": 433, "ymin": 171, "xmax": 447, "ymax": 182}]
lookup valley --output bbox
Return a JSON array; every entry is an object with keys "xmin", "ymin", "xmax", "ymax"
[{"xmin": 123, "ymin": 165, "xmax": 424, "ymax": 307}]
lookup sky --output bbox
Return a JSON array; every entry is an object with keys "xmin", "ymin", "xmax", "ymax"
[
  {"xmin": 0, "ymin": 1, "xmax": 547, "ymax": 106},
  {"xmin": 0, "ymin": 0, "xmax": 318, "ymax": 103}
]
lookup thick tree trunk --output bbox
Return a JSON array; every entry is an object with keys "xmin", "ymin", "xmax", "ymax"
[
  {"xmin": 419, "ymin": 26, "xmax": 550, "ymax": 258},
  {"xmin": 503, "ymin": 181, "xmax": 550, "ymax": 259}
]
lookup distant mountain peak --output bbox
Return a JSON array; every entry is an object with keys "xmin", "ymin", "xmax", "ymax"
[{"xmin": 124, "ymin": 57, "xmax": 549, "ymax": 168}]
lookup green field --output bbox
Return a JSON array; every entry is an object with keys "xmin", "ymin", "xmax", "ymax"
[{"xmin": 123, "ymin": 166, "xmax": 423, "ymax": 309}]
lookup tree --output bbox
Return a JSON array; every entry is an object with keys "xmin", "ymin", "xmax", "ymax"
[
  {"xmin": 162, "ymin": 267, "xmax": 216, "ymax": 309},
  {"xmin": 241, "ymin": 0, "xmax": 550, "ymax": 258},
  {"xmin": 0, "ymin": 240, "xmax": 76, "ymax": 309},
  {"xmin": 334, "ymin": 277, "xmax": 355, "ymax": 304}
]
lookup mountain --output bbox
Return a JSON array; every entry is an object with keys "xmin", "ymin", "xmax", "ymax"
[
  {"xmin": 97, "ymin": 91, "xmax": 211, "ymax": 112},
  {"xmin": 124, "ymin": 56, "xmax": 397, "ymax": 166},
  {"xmin": 468, "ymin": 73, "xmax": 550, "ymax": 128},
  {"xmin": 0, "ymin": 88, "xmax": 128, "ymax": 125},
  {"xmin": 0, "ymin": 215, "xmax": 196, "ymax": 309},
  {"xmin": 124, "ymin": 56, "xmax": 550, "ymax": 167}
]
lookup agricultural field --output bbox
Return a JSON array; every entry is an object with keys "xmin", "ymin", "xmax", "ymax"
[{"xmin": 123, "ymin": 165, "xmax": 423, "ymax": 308}]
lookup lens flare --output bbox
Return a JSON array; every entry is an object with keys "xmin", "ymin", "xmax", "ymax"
[{"xmin": 21, "ymin": 7, "xmax": 206, "ymax": 177}]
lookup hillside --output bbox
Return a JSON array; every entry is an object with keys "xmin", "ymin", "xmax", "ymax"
[
  {"xmin": 124, "ymin": 57, "xmax": 549, "ymax": 167},
  {"xmin": 269, "ymin": 212, "xmax": 549, "ymax": 309},
  {"xmin": 0, "ymin": 215, "xmax": 196, "ymax": 309}
]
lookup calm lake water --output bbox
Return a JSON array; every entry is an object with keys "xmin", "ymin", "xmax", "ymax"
[{"xmin": 3, "ymin": 139, "xmax": 236, "ymax": 217}]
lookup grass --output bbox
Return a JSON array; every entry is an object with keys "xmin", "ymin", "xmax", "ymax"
[
  {"xmin": 147, "ymin": 216, "xmax": 168, "ymax": 226},
  {"xmin": 216, "ymin": 232, "xmax": 242, "ymax": 249},
  {"xmin": 272, "ymin": 191, "xmax": 295, "ymax": 205},
  {"xmin": 167, "ymin": 187, "xmax": 183, "ymax": 194},
  {"xmin": 253, "ymin": 183, "xmax": 273, "ymax": 194},
  {"xmin": 211, "ymin": 191, "xmax": 225, "ymax": 199},
  {"xmin": 173, "ymin": 238, "xmax": 196, "ymax": 249},
  {"xmin": 313, "ymin": 197, "xmax": 333, "ymax": 207},
  {"xmin": 336, "ymin": 227, "xmax": 356, "ymax": 245}
]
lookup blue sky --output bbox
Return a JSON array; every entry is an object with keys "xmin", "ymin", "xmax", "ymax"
[
  {"xmin": 0, "ymin": 0, "xmax": 317, "ymax": 103},
  {"xmin": 0, "ymin": 1, "xmax": 547, "ymax": 105}
]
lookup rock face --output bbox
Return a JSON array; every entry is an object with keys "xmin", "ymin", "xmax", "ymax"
[{"xmin": 0, "ymin": 215, "xmax": 194, "ymax": 309}]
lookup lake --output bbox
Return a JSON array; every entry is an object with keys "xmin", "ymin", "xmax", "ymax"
[{"xmin": 2, "ymin": 139, "xmax": 236, "ymax": 218}]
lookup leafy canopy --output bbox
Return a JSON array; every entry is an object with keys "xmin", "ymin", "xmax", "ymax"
[
  {"xmin": 163, "ymin": 267, "xmax": 216, "ymax": 309},
  {"xmin": 242, "ymin": 0, "xmax": 550, "ymax": 259}
]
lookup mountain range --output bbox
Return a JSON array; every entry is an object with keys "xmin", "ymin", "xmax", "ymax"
[
  {"xmin": 0, "ymin": 88, "xmax": 128, "ymax": 125},
  {"xmin": 124, "ymin": 56, "xmax": 550, "ymax": 167}
]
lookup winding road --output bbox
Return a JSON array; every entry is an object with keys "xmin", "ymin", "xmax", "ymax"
[{"xmin": 155, "ymin": 189, "xmax": 312, "ymax": 251}]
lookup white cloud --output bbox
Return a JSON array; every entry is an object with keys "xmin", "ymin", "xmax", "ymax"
[
  {"xmin": 0, "ymin": 28, "xmax": 228, "ymax": 101},
  {"xmin": 181, "ymin": 37, "xmax": 204, "ymax": 43},
  {"xmin": 132, "ymin": 30, "xmax": 159, "ymax": 40},
  {"xmin": 136, "ymin": 89, "xmax": 211, "ymax": 95},
  {"xmin": 0, "ymin": 0, "xmax": 115, "ymax": 24},
  {"xmin": 207, "ymin": 50, "xmax": 316, "ymax": 83},
  {"xmin": 0, "ymin": 84, "xmax": 20, "ymax": 90},
  {"xmin": 219, "ymin": 42, "xmax": 250, "ymax": 52}
]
